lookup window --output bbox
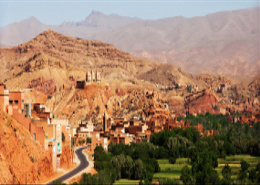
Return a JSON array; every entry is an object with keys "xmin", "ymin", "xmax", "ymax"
[
  {"xmin": 96, "ymin": 143, "xmax": 98, "ymax": 146},
  {"xmin": 9, "ymin": 100, "xmax": 13, "ymax": 104},
  {"xmin": 14, "ymin": 100, "xmax": 18, "ymax": 104},
  {"xmin": 100, "ymin": 143, "xmax": 102, "ymax": 146},
  {"xmin": 33, "ymin": 133, "xmax": 36, "ymax": 140}
]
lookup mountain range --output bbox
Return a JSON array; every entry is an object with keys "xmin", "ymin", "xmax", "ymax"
[
  {"xmin": 0, "ymin": 30, "xmax": 259, "ymax": 124},
  {"xmin": 0, "ymin": 8, "xmax": 259, "ymax": 78}
]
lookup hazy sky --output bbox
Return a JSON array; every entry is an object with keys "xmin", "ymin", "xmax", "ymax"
[{"xmin": 0, "ymin": 0, "xmax": 259, "ymax": 27}]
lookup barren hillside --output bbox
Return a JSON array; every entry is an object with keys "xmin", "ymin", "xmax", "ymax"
[
  {"xmin": 0, "ymin": 109, "xmax": 54, "ymax": 184},
  {"xmin": 0, "ymin": 8, "xmax": 258, "ymax": 78},
  {"xmin": 0, "ymin": 30, "xmax": 159, "ymax": 90}
]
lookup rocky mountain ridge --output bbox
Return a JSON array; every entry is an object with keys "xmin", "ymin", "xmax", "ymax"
[{"xmin": 0, "ymin": 7, "xmax": 258, "ymax": 78}]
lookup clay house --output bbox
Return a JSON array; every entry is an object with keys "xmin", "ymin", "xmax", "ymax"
[
  {"xmin": 135, "ymin": 132, "xmax": 147, "ymax": 143},
  {"xmin": 110, "ymin": 121, "xmax": 125, "ymax": 134},
  {"xmin": 152, "ymin": 126, "xmax": 164, "ymax": 133},
  {"xmin": 125, "ymin": 122, "xmax": 148, "ymax": 136},
  {"xmin": 88, "ymin": 132, "xmax": 108, "ymax": 152},
  {"xmin": 204, "ymin": 130, "xmax": 219, "ymax": 136},
  {"xmin": 192, "ymin": 123, "xmax": 204, "ymax": 135},
  {"xmin": 129, "ymin": 119, "xmax": 141, "ymax": 126},
  {"xmin": 0, "ymin": 84, "xmax": 9, "ymax": 112},
  {"xmin": 78, "ymin": 122, "xmax": 94, "ymax": 136},
  {"xmin": 0, "ymin": 85, "xmax": 46, "ymax": 145},
  {"xmin": 77, "ymin": 71, "xmax": 101, "ymax": 89},
  {"xmin": 77, "ymin": 122, "xmax": 94, "ymax": 142},
  {"xmin": 112, "ymin": 117, "xmax": 126, "ymax": 125},
  {"xmin": 86, "ymin": 71, "xmax": 92, "ymax": 82},
  {"xmin": 37, "ymin": 118, "xmax": 71, "ymax": 171},
  {"xmin": 9, "ymin": 90, "xmax": 24, "ymax": 111},
  {"xmin": 145, "ymin": 129, "xmax": 152, "ymax": 140},
  {"xmin": 78, "ymin": 131, "xmax": 90, "ymax": 142},
  {"xmin": 125, "ymin": 125, "xmax": 142, "ymax": 135},
  {"xmin": 110, "ymin": 133, "xmax": 133, "ymax": 145},
  {"xmin": 76, "ymin": 81, "xmax": 85, "ymax": 89},
  {"xmin": 217, "ymin": 83, "xmax": 228, "ymax": 93},
  {"xmin": 70, "ymin": 126, "xmax": 77, "ymax": 138},
  {"xmin": 0, "ymin": 84, "xmax": 73, "ymax": 171}
]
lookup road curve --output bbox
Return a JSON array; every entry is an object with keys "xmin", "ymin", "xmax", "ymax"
[{"xmin": 47, "ymin": 146, "xmax": 89, "ymax": 185}]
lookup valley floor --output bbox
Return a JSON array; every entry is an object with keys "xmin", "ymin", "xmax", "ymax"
[{"xmin": 112, "ymin": 155, "xmax": 260, "ymax": 185}]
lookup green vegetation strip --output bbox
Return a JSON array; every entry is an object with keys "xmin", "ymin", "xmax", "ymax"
[{"xmin": 114, "ymin": 179, "xmax": 140, "ymax": 185}]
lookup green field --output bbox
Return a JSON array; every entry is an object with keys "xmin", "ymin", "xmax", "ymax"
[
  {"xmin": 154, "ymin": 155, "xmax": 260, "ymax": 181},
  {"xmin": 216, "ymin": 155, "xmax": 260, "ymax": 179},
  {"xmin": 154, "ymin": 158, "xmax": 191, "ymax": 179},
  {"xmin": 113, "ymin": 155, "xmax": 260, "ymax": 184},
  {"xmin": 114, "ymin": 179, "xmax": 140, "ymax": 185}
]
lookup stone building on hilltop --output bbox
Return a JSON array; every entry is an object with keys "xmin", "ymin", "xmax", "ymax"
[{"xmin": 76, "ymin": 70, "xmax": 101, "ymax": 89}]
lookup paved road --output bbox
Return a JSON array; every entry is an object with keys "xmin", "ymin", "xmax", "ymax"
[{"xmin": 47, "ymin": 147, "xmax": 89, "ymax": 184}]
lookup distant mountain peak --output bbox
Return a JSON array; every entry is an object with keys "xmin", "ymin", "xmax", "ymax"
[
  {"xmin": 23, "ymin": 16, "xmax": 42, "ymax": 24},
  {"xmin": 91, "ymin": 10, "xmax": 105, "ymax": 15},
  {"xmin": 87, "ymin": 10, "xmax": 106, "ymax": 18}
]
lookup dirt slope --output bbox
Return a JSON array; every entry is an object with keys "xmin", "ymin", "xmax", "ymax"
[{"xmin": 0, "ymin": 109, "xmax": 54, "ymax": 184}]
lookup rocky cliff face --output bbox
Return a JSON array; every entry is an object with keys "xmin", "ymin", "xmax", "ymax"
[
  {"xmin": 114, "ymin": 89, "xmax": 170, "ymax": 119},
  {"xmin": 185, "ymin": 89, "xmax": 221, "ymax": 115},
  {"xmin": 0, "ymin": 109, "xmax": 54, "ymax": 184}
]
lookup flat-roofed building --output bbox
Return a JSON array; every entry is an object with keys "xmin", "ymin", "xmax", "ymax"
[
  {"xmin": 9, "ymin": 91, "xmax": 24, "ymax": 111},
  {"xmin": 0, "ymin": 84, "xmax": 9, "ymax": 112}
]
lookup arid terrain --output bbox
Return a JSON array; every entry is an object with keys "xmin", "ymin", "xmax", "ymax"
[
  {"xmin": 0, "ymin": 30, "xmax": 259, "ymax": 127},
  {"xmin": 0, "ymin": 110, "xmax": 54, "ymax": 184},
  {"xmin": 0, "ymin": 8, "xmax": 259, "ymax": 78},
  {"xmin": 0, "ymin": 6, "xmax": 259, "ymax": 183}
]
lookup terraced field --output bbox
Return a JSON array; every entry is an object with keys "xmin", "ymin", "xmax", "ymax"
[
  {"xmin": 216, "ymin": 155, "xmax": 260, "ymax": 179},
  {"xmin": 154, "ymin": 158, "xmax": 190, "ymax": 180},
  {"xmin": 112, "ymin": 155, "xmax": 260, "ymax": 184},
  {"xmin": 154, "ymin": 155, "xmax": 260, "ymax": 181}
]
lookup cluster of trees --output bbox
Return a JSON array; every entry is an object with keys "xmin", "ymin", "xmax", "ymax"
[
  {"xmin": 175, "ymin": 113, "xmax": 260, "ymax": 156},
  {"xmin": 108, "ymin": 142, "xmax": 160, "ymax": 183},
  {"xmin": 150, "ymin": 113, "xmax": 260, "ymax": 184},
  {"xmin": 76, "ymin": 142, "xmax": 161, "ymax": 185},
  {"xmin": 77, "ymin": 137, "xmax": 92, "ymax": 145}
]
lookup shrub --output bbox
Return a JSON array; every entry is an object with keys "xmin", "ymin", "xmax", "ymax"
[
  {"xmin": 169, "ymin": 157, "xmax": 176, "ymax": 164},
  {"xmin": 256, "ymin": 162, "xmax": 260, "ymax": 172},
  {"xmin": 28, "ymin": 153, "xmax": 35, "ymax": 163},
  {"xmin": 62, "ymin": 132, "xmax": 65, "ymax": 142},
  {"xmin": 53, "ymin": 179, "xmax": 66, "ymax": 185},
  {"xmin": 222, "ymin": 164, "xmax": 231, "ymax": 179},
  {"xmin": 87, "ymin": 137, "xmax": 92, "ymax": 143},
  {"xmin": 180, "ymin": 165, "xmax": 192, "ymax": 185},
  {"xmin": 249, "ymin": 169, "xmax": 257, "ymax": 182},
  {"xmin": 240, "ymin": 160, "xmax": 250, "ymax": 172},
  {"xmin": 238, "ymin": 170, "xmax": 247, "ymax": 180}
]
